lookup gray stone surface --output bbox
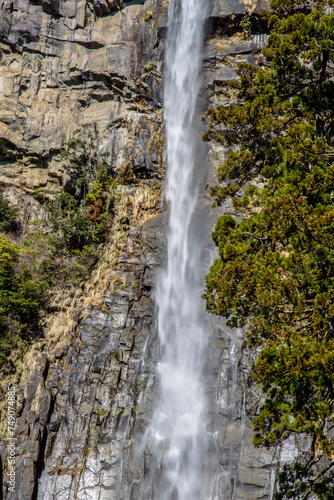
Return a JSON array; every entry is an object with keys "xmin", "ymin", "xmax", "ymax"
[
  {"xmin": 34, "ymin": 221, "xmax": 165, "ymax": 500},
  {"xmin": 210, "ymin": 0, "xmax": 269, "ymax": 16}
]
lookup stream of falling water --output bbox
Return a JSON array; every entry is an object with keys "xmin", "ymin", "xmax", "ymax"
[{"xmin": 152, "ymin": 0, "xmax": 208, "ymax": 498}]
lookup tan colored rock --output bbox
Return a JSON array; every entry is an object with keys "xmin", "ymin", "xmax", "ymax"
[
  {"xmin": 0, "ymin": 0, "xmax": 159, "ymax": 195},
  {"xmin": 25, "ymin": 167, "xmax": 48, "ymax": 189}
]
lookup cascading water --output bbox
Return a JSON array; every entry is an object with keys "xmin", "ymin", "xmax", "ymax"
[{"xmin": 151, "ymin": 0, "xmax": 208, "ymax": 498}]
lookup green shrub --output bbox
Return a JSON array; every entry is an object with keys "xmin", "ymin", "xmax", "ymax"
[
  {"xmin": 0, "ymin": 235, "xmax": 43, "ymax": 369},
  {"xmin": 46, "ymin": 192, "xmax": 108, "ymax": 251},
  {"xmin": 239, "ymin": 14, "xmax": 252, "ymax": 39},
  {"xmin": 0, "ymin": 195, "xmax": 19, "ymax": 233},
  {"xmin": 0, "ymin": 235, "xmax": 40, "ymax": 326}
]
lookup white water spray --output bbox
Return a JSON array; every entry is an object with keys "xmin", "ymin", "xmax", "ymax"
[{"xmin": 152, "ymin": 0, "xmax": 208, "ymax": 498}]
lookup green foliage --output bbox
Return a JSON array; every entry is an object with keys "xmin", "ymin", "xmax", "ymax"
[
  {"xmin": 45, "ymin": 191, "xmax": 109, "ymax": 252},
  {"xmin": 0, "ymin": 235, "xmax": 42, "ymax": 370},
  {"xmin": 0, "ymin": 235, "xmax": 39, "ymax": 323},
  {"xmin": 46, "ymin": 193, "xmax": 92, "ymax": 251},
  {"xmin": 0, "ymin": 134, "xmax": 114, "ymax": 374},
  {"xmin": 275, "ymin": 462, "xmax": 334, "ymax": 499},
  {"xmin": 22, "ymin": 231, "xmax": 57, "ymax": 287},
  {"xmin": 85, "ymin": 180, "xmax": 103, "ymax": 205},
  {"xmin": 46, "ymin": 133, "xmax": 114, "ymax": 252},
  {"xmin": 141, "ymin": 8, "xmax": 153, "ymax": 21},
  {"xmin": 204, "ymin": 0, "xmax": 334, "ymax": 495},
  {"xmin": 239, "ymin": 14, "xmax": 252, "ymax": 39},
  {"xmin": 60, "ymin": 127, "xmax": 113, "ymax": 199},
  {"xmin": 0, "ymin": 194, "xmax": 19, "ymax": 233}
]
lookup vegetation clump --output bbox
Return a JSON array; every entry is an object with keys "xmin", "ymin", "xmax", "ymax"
[
  {"xmin": 0, "ymin": 130, "xmax": 115, "ymax": 373},
  {"xmin": 204, "ymin": 0, "xmax": 334, "ymax": 496},
  {"xmin": 44, "ymin": 130, "xmax": 114, "ymax": 255},
  {"xmin": 0, "ymin": 195, "xmax": 20, "ymax": 233},
  {"xmin": 0, "ymin": 235, "xmax": 42, "ymax": 371},
  {"xmin": 239, "ymin": 13, "xmax": 252, "ymax": 39}
]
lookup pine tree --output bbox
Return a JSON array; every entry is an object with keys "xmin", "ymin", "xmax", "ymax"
[{"xmin": 204, "ymin": 0, "xmax": 334, "ymax": 496}]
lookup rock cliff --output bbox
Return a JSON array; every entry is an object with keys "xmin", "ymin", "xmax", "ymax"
[
  {"xmin": 0, "ymin": 0, "xmax": 292, "ymax": 499},
  {"xmin": 0, "ymin": 0, "xmax": 163, "ymax": 195}
]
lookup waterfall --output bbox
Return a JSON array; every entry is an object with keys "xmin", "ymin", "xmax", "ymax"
[{"xmin": 151, "ymin": 0, "xmax": 208, "ymax": 498}]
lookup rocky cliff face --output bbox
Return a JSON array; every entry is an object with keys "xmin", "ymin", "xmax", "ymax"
[
  {"xmin": 0, "ymin": 0, "xmax": 291, "ymax": 499},
  {"xmin": 0, "ymin": 0, "xmax": 163, "ymax": 195}
]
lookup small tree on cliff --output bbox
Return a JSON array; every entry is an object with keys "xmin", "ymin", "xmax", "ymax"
[{"xmin": 203, "ymin": 0, "xmax": 334, "ymax": 497}]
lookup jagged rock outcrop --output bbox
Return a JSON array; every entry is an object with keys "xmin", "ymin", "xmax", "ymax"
[{"xmin": 0, "ymin": 0, "xmax": 299, "ymax": 499}]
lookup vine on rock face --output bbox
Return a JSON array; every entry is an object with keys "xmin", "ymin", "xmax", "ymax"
[{"xmin": 203, "ymin": 0, "xmax": 334, "ymax": 497}]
